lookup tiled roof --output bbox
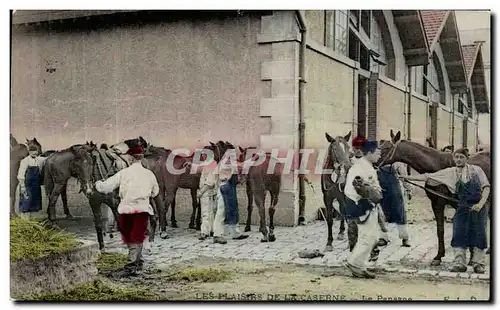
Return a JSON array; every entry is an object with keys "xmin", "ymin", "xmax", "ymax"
[
  {"xmin": 420, "ymin": 10, "xmax": 449, "ymax": 47},
  {"xmin": 461, "ymin": 44, "xmax": 480, "ymax": 79}
]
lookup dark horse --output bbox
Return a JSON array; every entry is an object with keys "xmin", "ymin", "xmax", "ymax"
[
  {"xmin": 237, "ymin": 143, "xmax": 282, "ymax": 243},
  {"xmin": 78, "ymin": 137, "xmax": 168, "ymax": 250},
  {"xmin": 155, "ymin": 141, "xmax": 228, "ymax": 231},
  {"xmin": 320, "ymin": 131, "xmax": 352, "ymax": 251},
  {"xmin": 379, "ymin": 130, "xmax": 491, "ymax": 266},
  {"xmin": 44, "ymin": 143, "xmax": 97, "ymax": 221},
  {"xmin": 10, "ymin": 135, "xmax": 32, "ymax": 217}
]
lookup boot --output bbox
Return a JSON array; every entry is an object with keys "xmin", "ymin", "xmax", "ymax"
[
  {"xmin": 449, "ymin": 248, "xmax": 467, "ymax": 272},
  {"xmin": 345, "ymin": 261, "xmax": 375, "ymax": 279},
  {"xmin": 471, "ymin": 247, "xmax": 486, "ymax": 274},
  {"xmin": 213, "ymin": 236, "xmax": 227, "ymax": 244},
  {"xmin": 229, "ymin": 224, "xmax": 248, "ymax": 240},
  {"xmin": 402, "ymin": 239, "xmax": 411, "ymax": 247},
  {"xmin": 377, "ymin": 238, "xmax": 388, "ymax": 247}
]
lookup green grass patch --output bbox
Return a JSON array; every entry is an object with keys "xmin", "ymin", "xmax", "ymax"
[
  {"xmin": 165, "ymin": 267, "xmax": 232, "ymax": 283},
  {"xmin": 97, "ymin": 252, "xmax": 129, "ymax": 270},
  {"xmin": 18, "ymin": 279, "xmax": 162, "ymax": 301},
  {"xmin": 10, "ymin": 217, "xmax": 80, "ymax": 262}
]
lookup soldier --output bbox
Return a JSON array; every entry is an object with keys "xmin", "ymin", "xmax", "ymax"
[
  {"xmin": 343, "ymin": 138, "xmax": 383, "ymax": 278},
  {"xmin": 400, "ymin": 148, "xmax": 490, "ymax": 273},
  {"xmin": 94, "ymin": 145, "xmax": 162, "ymax": 275}
]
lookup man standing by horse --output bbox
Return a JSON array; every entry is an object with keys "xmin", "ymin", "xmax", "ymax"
[
  {"xmin": 94, "ymin": 145, "xmax": 162, "ymax": 275},
  {"xmin": 343, "ymin": 138, "xmax": 383, "ymax": 278},
  {"xmin": 17, "ymin": 144, "xmax": 46, "ymax": 219},
  {"xmin": 196, "ymin": 152, "xmax": 224, "ymax": 242},
  {"xmin": 399, "ymin": 148, "xmax": 490, "ymax": 274},
  {"xmin": 377, "ymin": 161, "xmax": 412, "ymax": 247},
  {"xmin": 217, "ymin": 150, "xmax": 248, "ymax": 241}
]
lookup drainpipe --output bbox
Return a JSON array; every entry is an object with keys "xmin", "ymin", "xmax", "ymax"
[
  {"xmin": 451, "ymin": 93, "xmax": 455, "ymax": 149},
  {"xmin": 295, "ymin": 10, "xmax": 307, "ymax": 225},
  {"xmin": 407, "ymin": 67, "xmax": 412, "ymax": 141}
]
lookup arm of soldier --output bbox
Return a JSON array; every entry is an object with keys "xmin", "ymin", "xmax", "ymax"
[
  {"xmin": 471, "ymin": 167, "xmax": 491, "ymax": 212},
  {"xmin": 150, "ymin": 175, "xmax": 161, "ymax": 216},
  {"xmin": 17, "ymin": 157, "xmax": 28, "ymax": 184},
  {"xmin": 95, "ymin": 171, "xmax": 121, "ymax": 194}
]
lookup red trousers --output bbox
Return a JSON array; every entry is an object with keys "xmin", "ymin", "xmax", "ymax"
[{"xmin": 117, "ymin": 213, "xmax": 149, "ymax": 244}]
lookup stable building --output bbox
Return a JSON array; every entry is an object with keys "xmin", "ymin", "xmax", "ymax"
[{"xmin": 11, "ymin": 10, "xmax": 490, "ymax": 226}]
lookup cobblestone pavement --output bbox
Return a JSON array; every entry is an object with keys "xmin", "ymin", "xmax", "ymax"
[{"xmin": 60, "ymin": 217, "xmax": 490, "ymax": 282}]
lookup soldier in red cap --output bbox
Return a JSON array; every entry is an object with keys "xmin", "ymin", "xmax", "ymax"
[{"xmin": 95, "ymin": 145, "xmax": 162, "ymax": 275}]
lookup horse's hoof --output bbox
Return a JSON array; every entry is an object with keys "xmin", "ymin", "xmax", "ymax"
[
  {"xmin": 325, "ymin": 245, "xmax": 334, "ymax": 252},
  {"xmin": 65, "ymin": 214, "xmax": 74, "ymax": 220},
  {"xmin": 171, "ymin": 222, "xmax": 179, "ymax": 228},
  {"xmin": 195, "ymin": 226, "xmax": 201, "ymax": 231},
  {"xmin": 188, "ymin": 224, "xmax": 195, "ymax": 229},
  {"xmin": 337, "ymin": 233, "xmax": 345, "ymax": 240},
  {"xmin": 268, "ymin": 234, "xmax": 276, "ymax": 242},
  {"xmin": 430, "ymin": 259, "xmax": 441, "ymax": 266},
  {"xmin": 244, "ymin": 226, "xmax": 251, "ymax": 232},
  {"xmin": 260, "ymin": 238, "xmax": 269, "ymax": 243},
  {"xmin": 160, "ymin": 232, "xmax": 169, "ymax": 239}
]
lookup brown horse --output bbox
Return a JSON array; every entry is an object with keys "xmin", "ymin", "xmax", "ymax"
[
  {"xmin": 237, "ymin": 144, "xmax": 282, "ymax": 242},
  {"xmin": 320, "ymin": 131, "xmax": 352, "ymax": 251},
  {"xmin": 86, "ymin": 137, "xmax": 166, "ymax": 249},
  {"xmin": 153, "ymin": 141, "xmax": 228, "ymax": 231},
  {"xmin": 378, "ymin": 130, "xmax": 491, "ymax": 266}
]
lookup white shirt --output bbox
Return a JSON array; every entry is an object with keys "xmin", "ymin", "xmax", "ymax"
[
  {"xmin": 95, "ymin": 162, "xmax": 159, "ymax": 215},
  {"xmin": 198, "ymin": 165, "xmax": 219, "ymax": 197},
  {"xmin": 344, "ymin": 157, "xmax": 381, "ymax": 204},
  {"xmin": 17, "ymin": 156, "xmax": 47, "ymax": 182}
]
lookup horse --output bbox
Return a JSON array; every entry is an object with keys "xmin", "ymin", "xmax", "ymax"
[
  {"xmin": 10, "ymin": 135, "xmax": 30, "ymax": 217},
  {"xmin": 236, "ymin": 142, "xmax": 282, "ymax": 243},
  {"xmin": 320, "ymin": 131, "xmax": 352, "ymax": 251},
  {"xmin": 85, "ymin": 137, "xmax": 169, "ymax": 249},
  {"xmin": 43, "ymin": 143, "xmax": 97, "ymax": 221},
  {"xmin": 154, "ymin": 141, "xmax": 227, "ymax": 231},
  {"xmin": 378, "ymin": 130, "xmax": 491, "ymax": 266}
]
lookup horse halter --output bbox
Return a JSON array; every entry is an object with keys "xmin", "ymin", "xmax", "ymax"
[{"xmin": 377, "ymin": 140, "xmax": 401, "ymax": 169}]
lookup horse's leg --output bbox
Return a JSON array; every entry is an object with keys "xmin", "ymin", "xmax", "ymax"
[
  {"xmin": 10, "ymin": 179, "xmax": 18, "ymax": 217},
  {"xmin": 254, "ymin": 189, "xmax": 268, "ymax": 242},
  {"xmin": 188, "ymin": 188, "xmax": 197, "ymax": 230},
  {"xmin": 196, "ymin": 190, "xmax": 202, "ymax": 231},
  {"xmin": 323, "ymin": 191, "xmax": 334, "ymax": 252},
  {"xmin": 89, "ymin": 195, "xmax": 105, "ymax": 250},
  {"xmin": 164, "ymin": 187, "xmax": 178, "ymax": 228},
  {"xmin": 431, "ymin": 197, "xmax": 446, "ymax": 266},
  {"xmin": 47, "ymin": 183, "xmax": 64, "ymax": 221},
  {"xmin": 171, "ymin": 193, "xmax": 178, "ymax": 228},
  {"xmin": 61, "ymin": 183, "xmax": 73, "ymax": 219},
  {"xmin": 244, "ymin": 181, "xmax": 253, "ymax": 232},
  {"xmin": 268, "ymin": 191, "xmax": 278, "ymax": 242},
  {"xmin": 149, "ymin": 214, "xmax": 157, "ymax": 243},
  {"xmin": 337, "ymin": 196, "xmax": 346, "ymax": 240}
]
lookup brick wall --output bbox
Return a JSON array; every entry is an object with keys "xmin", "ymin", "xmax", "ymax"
[{"xmin": 368, "ymin": 72, "xmax": 380, "ymax": 140}]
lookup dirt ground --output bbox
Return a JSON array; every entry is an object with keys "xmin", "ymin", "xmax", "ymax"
[{"xmin": 104, "ymin": 257, "xmax": 490, "ymax": 302}]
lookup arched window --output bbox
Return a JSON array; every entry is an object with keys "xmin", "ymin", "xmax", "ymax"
[{"xmin": 430, "ymin": 53, "xmax": 447, "ymax": 105}]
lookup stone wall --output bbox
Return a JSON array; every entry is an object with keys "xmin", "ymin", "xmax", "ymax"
[{"xmin": 10, "ymin": 239, "xmax": 99, "ymax": 298}]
